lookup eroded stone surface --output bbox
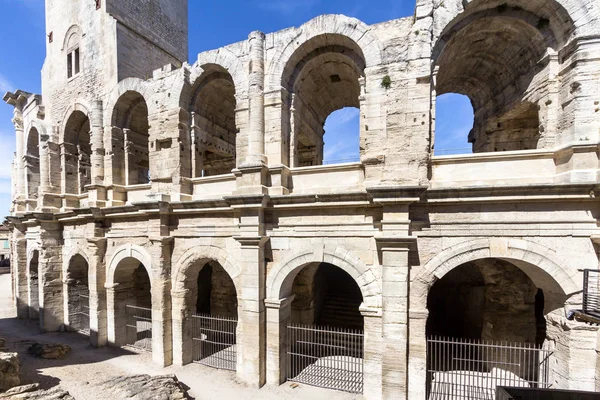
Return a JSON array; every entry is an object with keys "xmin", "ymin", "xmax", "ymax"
[
  {"xmin": 27, "ymin": 344, "xmax": 71, "ymax": 360},
  {"xmin": 97, "ymin": 374, "xmax": 189, "ymax": 400},
  {"xmin": 0, "ymin": 352, "xmax": 20, "ymax": 391}
]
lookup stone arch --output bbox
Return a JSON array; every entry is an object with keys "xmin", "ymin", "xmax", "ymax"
[
  {"xmin": 60, "ymin": 101, "xmax": 91, "ymax": 143},
  {"xmin": 62, "ymin": 246, "xmax": 90, "ymax": 278},
  {"xmin": 172, "ymin": 245, "xmax": 241, "ymax": 293},
  {"xmin": 186, "ymin": 50, "xmax": 247, "ymax": 107},
  {"xmin": 62, "ymin": 24, "xmax": 83, "ymax": 52},
  {"xmin": 266, "ymin": 246, "xmax": 381, "ymax": 308},
  {"xmin": 412, "ymin": 238, "xmax": 579, "ymax": 309},
  {"xmin": 431, "ymin": 0, "xmax": 587, "ymax": 47},
  {"xmin": 104, "ymin": 78, "xmax": 153, "ymax": 127},
  {"xmin": 266, "ymin": 14, "xmax": 383, "ymax": 92},
  {"xmin": 106, "ymin": 244, "xmax": 153, "ymax": 285}
]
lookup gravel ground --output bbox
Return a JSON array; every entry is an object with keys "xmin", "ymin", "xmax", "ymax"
[{"xmin": 0, "ymin": 273, "xmax": 360, "ymax": 400}]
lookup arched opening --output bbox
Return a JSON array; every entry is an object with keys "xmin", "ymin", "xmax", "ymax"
[
  {"xmin": 283, "ymin": 34, "xmax": 365, "ymax": 167},
  {"xmin": 63, "ymin": 111, "xmax": 91, "ymax": 194},
  {"xmin": 28, "ymin": 250, "xmax": 39, "ymax": 321},
  {"xmin": 25, "ymin": 128, "xmax": 40, "ymax": 201},
  {"xmin": 322, "ymin": 107, "xmax": 360, "ymax": 164},
  {"xmin": 433, "ymin": 10, "xmax": 557, "ymax": 153},
  {"xmin": 65, "ymin": 254, "xmax": 89, "ymax": 334},
  {"xmin": 287, "ymin": 262, "xmax": 364, "ymax": 393},
  {"xmin": 178, "ymin": 260, "xmax": 238, "ymax": 370},
  {"xmin": 190, "ymin": 65, "xmax": 237, "ymax": 177},
  {"xmin": 426, "ymin": 259, "xmax": 552, "ymax": 398},
  {"xmin": 111, "ymin": 258, "xmax": 152, "ymax": 350},
  {"xmin": 434, "ymin": 93, "xmax": 474, "ymax": 156},
  {"xmin": 111, "ymin": 91, "xmax": 150, "ymax": 185}
]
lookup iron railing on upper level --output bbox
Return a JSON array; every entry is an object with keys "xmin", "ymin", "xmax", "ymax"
[{"xmin": 582, "ymin": 269, "xmax": 600, "ymax": 318}]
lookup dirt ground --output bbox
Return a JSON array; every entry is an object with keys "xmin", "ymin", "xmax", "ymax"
[{"xmin": 0, "ymin": 273, "xmax": 359, "ymax": 400}]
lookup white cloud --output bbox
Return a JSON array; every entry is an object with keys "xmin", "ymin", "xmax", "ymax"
[
  {"xmin": 0, "ymin": 131, "xmax": 16, "ymax": 179},
  {"xmin": 0, "ymin": 73, "xmax": 14, "ymax": 95},
  {"xmin": 257, "ymin": 0, "xmax": 319, "ymax": 15}
]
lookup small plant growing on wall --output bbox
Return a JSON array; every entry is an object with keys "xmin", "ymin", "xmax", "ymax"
[{"xmin": 381, "ymin": 75, "xmax": 392, "ymax": 90}]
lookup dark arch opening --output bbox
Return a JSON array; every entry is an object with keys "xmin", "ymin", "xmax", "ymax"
[
  {"xmin": 66, "ymin": 254, "xmax": 89, "ymax": 334},
  {"xmin": 291, "ymin": 262, "xmax": 363, "ymax": 329},
  {"xmin": 190, "ymin": 65, "xmax": 237, "ymax": 177},
  {"xmin": 111, "ymin": 91, "xmax": 150, "ymax": 186},
  {"xmin": 25, "ymin": 128, "xmax": 40, "ymax": 201},
  {"xmin": 28, "ymin": 250, "xmax": 39, "ymax": 321},
  {"xmin": 63, "ymin": 111, "xmax": 91, "ymax": 194},
  {"xmin": 112, "ymin": 258, "xmax": 152, "ymax": 350},
  {"xmin": 426, "ymin": 259, "xmax": 549, "ymax": 397},
  {"xmin": 282, "ymin": 35, "xmax": 365, "ymax": 167}
]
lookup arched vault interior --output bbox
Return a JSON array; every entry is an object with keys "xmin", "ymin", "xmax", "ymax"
[
  {"xmin": 283, "ymin": 35, "xmax": 365, "ymax": 167},
  {"xmin": 190, "ymin": 64, "xmax": 237, "ymax": 177},
  {"xmin": 435, "ymin": 13, "xmax": 554, "ymax": 152},
  {"xmin": 63, "ymin": 111, "xmax": 91, "ymax": 194}
]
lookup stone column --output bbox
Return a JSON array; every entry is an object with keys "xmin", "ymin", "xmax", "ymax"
[
  {"xmin": 106, "ymin": 284, "xmax": 125, "ymax": 346},
  {"xmin": 13, "ymin": 233, "xmax": 28, "ymax": 319},
  {"xmin": 87, "ymin": 237, "xmax": 107, "ymax": 347},
  {"xmin": 377, "ymin": 238, "xmax": 414, "ymax": 399},
  {"xmin": 265, "ymin": 296, "xmax": 294, "ymax": 385},
  {"xmin": 38, "ymin": 222, "xmax": 64, "ymax": 332},
  {"xmin": 150, "ymin": 237, "xmax": 173, "ymax": 367},
  {"xmin": 407, "ymin": 309, "xmax": 428, "ymax": 400},
  {"xmin": 171, "ymin": 289, "xmax": 190, "ymax": 366},
  {"xmin": 90, "ymin": 100, "xmax": 105, "ymax": 184},
  {"xmin": 13, "ymin": 112, "xmax": 26, "ymax": 208},
  {"xmin": 235, "ymin": 236, "xmax": 268, "ymax": 387},
  {"xmin": 245, "ymin": 31, "xmax": 266, "ymax": 166},
  {"xmin": 362, "ymin": 306, "xmax": 383, "ymax": 400}
]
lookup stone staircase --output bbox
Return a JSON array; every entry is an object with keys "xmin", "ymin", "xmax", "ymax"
[{"xmin": 318, "ymin": 294, "xmax": 364, "ymax": 330}]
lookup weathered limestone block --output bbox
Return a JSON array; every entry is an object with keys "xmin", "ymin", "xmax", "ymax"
[
  {"xmin": 27, "ymin": 343, "xmax": 71, "ymax": 360},
  {"xmin": 0, "ymin": 383, "xmax": 40, "ymax": 396},
  {"xmin": 0, "ymin": 352, "xmax": 20, "ymax": 391},
  {"xmin": 2, "ymin": 387, "xmax": 74, "ymax": 400},
  {"xmin": 97, "ymin": 374, "xmax": 189, "ymax": 400}
]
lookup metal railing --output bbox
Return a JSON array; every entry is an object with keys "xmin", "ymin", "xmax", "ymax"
[
  {"xmin": 286, "ymin": 324, "xmax": 364, "ymax": 394},
  {"xmin": 191, "ymin": 313, "xmax": 237, "ymax": 371},
  {"xmin": 427, "ymin": 336, "xmax": 552, "ymax": 400},
  {"xmin": 126, "ymin": 305, "xmax": 152, "ymax": 352},
  {"xmin": 583, "ymin": 269, "xmax": 600, "ymax": 318},
  {"xmin": 69, "ymin": 293, "xmax": 90, "ymax": 335}
]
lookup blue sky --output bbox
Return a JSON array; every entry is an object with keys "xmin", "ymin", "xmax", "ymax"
[{"xmin": 0, "ymin": 0, "xmax": 472, "ymax": 217}]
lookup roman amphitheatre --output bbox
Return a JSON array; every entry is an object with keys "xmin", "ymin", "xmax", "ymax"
[{"xmin": 2, "ymin": 0, "xmax": 600, "ymax": 399}]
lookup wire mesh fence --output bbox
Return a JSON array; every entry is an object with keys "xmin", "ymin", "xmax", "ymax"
[
  {"xmin": 583, "ymin": 269, "xmax": 600, "ymax": 318},
  {"xmin": 191, "ymin": 313, "xmax": 237, "ymax": 371},
  {"xmin": 286, "ymin": 324, "xmax": 364, "ymax": 394},
  {"xmin": 126, "ymin": 305, "xmax": 152, "ymax": 352},
  {"xmin": 427, "ymin": 336, "xmax": 552, "ymax": 400}
]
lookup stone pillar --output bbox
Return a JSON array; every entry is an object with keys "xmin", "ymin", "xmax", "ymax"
[
  {"xmin": 87, "ymin": 237, "xmax": 107, "ymax": 347},
  {"xmin": 362, "ymin": 306, "xmax": 383, "ymax": 400},
  {"xmin": 235, "ymin": 236, "xmax": 268, "ymax": 387},
  {"xmin": 150, "ymin": 237, "xmax": 173, "ymax": 367},
  {"xmin": 106, "ymin": 285, "xmax": 125, "ymax": 346},
  {"xmin": 13, "ymin": 233, "xmax": 28, "ymax": 319},
  {"xmin": 245, "ymin": 31, "xmax": 266, "ymax": 166},
  {"xmin": 38, "ymin": 222, "xmax": 64, "ymax": 332},
  {"xmin": 13, "ymin": 112, "xmax": 26, "ymax": 208},
  {"xmin": 90, "ymin": 101, "xmax": 104, "ymax": 184},
  {"xmin": 171, "ymin": 290, "xmax": 190, "ymax": 366},
  {"xmin": 265, "ymin": 296, "xmax": 294, "ymax": 385},
  {"xmin": 377, "ymin": 238, "xmax": 414, "ymax": 399},
  {"xmin": 407, "ymin": 309, "xmax": 428, "ymax": 400}
]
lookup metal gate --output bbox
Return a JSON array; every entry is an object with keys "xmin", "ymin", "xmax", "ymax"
[
  {"xmin": 68, "ymin": 294, "xmax": 90, "ymax": 335},
  {"xmin": 427, "ymin": 336, "xmax": 552, "ymax": 400},
  {"xmin": 191, "ymin": 313, "xmax": 237, "ymax": 370},
  {"xmin": 286, "ymin": 324, "xmax": 364, "ymax": 394},
  {"xmin": 126, "ymin": 305, "xmax": 152, "ymax": 351}
]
